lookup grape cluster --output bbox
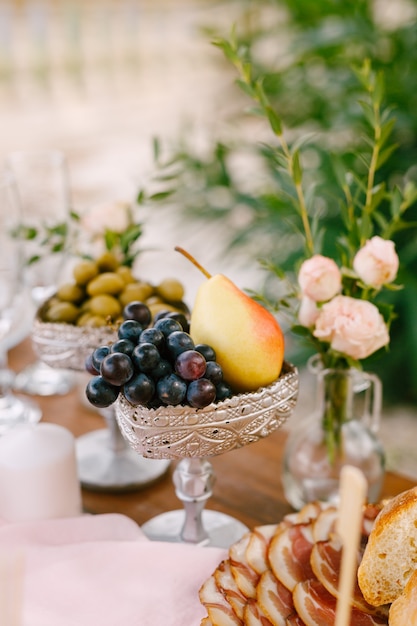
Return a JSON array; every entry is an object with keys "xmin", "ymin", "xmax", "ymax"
[{"xmin": 85, "ymin": 301, "xmax": 233, "ymax": 410}]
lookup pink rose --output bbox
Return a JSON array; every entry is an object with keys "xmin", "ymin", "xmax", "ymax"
[
  {"xmin": 353, "ymin": 236, "xmax": 399, "ymax": 288},
  {"xmin": 298, "ymin": 255, "xmax": 342, "ymax": 302},
  {"xmin": 313, "ymin": 295, "xmax": 389, "ymax": 360},
  {"xmin": 298, "ymin": 295, "xmax": 319, "ymax": 327}
]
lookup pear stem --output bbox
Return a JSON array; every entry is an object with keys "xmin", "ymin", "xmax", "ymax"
[{"xmin": 175, "ymin": 246, "xmax": 212, "ymax": 279}]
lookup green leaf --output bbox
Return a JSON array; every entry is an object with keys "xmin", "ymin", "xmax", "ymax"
[
  {"xmin": 390, "ymin": 186, "xmax": 402, "ymax": 219},
  {"xmin": 376, "ymin": 144, "xmax": 398, "ymax": 169},
  {"xmin": 291, "ymin": 150, "xmax": 302, "ymax": 185},
  {"xmin": 379, "ymin": 118, "xmax": 396, "ymax": 148},
  {"xmin": 265, "ymin": 105, "xmax": 282, "ymax": 135},
  {"xmin": 149, "ymin": 190, "xmax": 175, "ymax": 201},
  {"xmin": 137, "ymin": 189, "xmax": 146, "ymax": 204},
  {"xmin": 369, "ymin": 182, "xmax": 387, "ymax": 211},
  {"xmin": 357, "ymin": 99, "xmax": 375, "ymax": 126},
  {"xmin": 28, "ymin": 254, "xmax": 41, "ymax": 265},
  {"xmin": 235, "ymin": 78, "xmax": 256, "ymax": 99}
]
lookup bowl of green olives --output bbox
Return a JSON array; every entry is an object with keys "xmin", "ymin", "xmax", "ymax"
[{"xmin": 32, "ymin": 252, "xmax": 189, "ymax": 372}]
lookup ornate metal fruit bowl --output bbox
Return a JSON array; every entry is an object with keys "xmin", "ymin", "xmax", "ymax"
[
  {"xmin": 31, "ymin": 312, "xmax": 170, "ymax": 492},
  {"xmin": 116, "ymin": 361, "xmax": 298, "ymax": 460},
  {"xmin": 115, "ymin": 362, "xmax": 299, "ymax": 547},
  {"xmin": 32, "ymin": 312, "xmax": 117, "ymax": 371}
]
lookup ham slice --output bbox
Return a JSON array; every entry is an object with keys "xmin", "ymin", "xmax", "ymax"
[
  {"xmin": 310, "ymin": 537, "xmax": 389, "ymax": 617},
  {"xmin": 311, "ymin": 506, "xmax": 338, "ymax": 543},
  {"xmin": 229, "ymin": 533, "xmax": 260, "ymax": 599},
  {"xmin": 244, "ymin": 598, "xmax": 274, "ymax": 625},
  {"xmin": 246, "ymin": 524, "xmax": 280, "ymax": 574},
  {"xmin": 214, "ymin": 559, "xmax": 247, "ymax": 620},
  {"xmin": 285, "ymin": 614, "xmax": 308, "ymax": 625},
  {"xmin": 199, "ymin": 575, "xmax": 243, "ymax": 626},
  {"xmin": 293, "ymin": 579, "xmax": 388, "ymax": 626},
  {"xmin": 269, "ymin": 522, "xmax": 315, "ymax": 591},
  {"xmin": 257, "ymin": 569, "xmax": 296, "ymax": 626}
]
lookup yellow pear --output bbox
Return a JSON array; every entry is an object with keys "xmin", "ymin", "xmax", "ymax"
[{"xmin": 176, "ymin": 247, "xmax": 285, "ymax": 393}]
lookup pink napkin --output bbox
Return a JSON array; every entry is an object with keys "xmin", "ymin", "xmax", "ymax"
[{"xmin": 0, "ymin": 513, "xmax": 227, "ymax": 626}]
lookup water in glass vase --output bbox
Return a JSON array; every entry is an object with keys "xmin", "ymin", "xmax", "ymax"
[{"xmin": 282, "ymin": 359, "xmax": 385, "ymax": 510}]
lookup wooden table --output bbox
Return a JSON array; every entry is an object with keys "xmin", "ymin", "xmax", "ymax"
[{"xmin": 8, "ymin": 339, "xmax": 416, "ymax": 532}]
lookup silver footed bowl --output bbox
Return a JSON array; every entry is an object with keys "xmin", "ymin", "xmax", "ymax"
[
  {"xmin": 32, "ymin": 313, "xmax": 117, "ymax": 372},
  {"xmin": 116, "ymin": 361, "xmax": 298, "ymax": 460}
]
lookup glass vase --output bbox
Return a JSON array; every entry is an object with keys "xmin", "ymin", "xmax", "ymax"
[{"xmin": 282, "ymin": 356, "xmax": 385, "ymax": 510}]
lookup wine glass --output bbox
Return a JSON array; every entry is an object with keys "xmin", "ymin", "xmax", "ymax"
[
  {"xmin": 0, "ymin": 171, "xmax": 42, "ymax": 434},
  {"xmin": 31, "ymin": 318, "xmax": 170, "ymax": 492},
  {"xmin": 115, "ymin": 362, "xmax": 299, "ymax": 548},
  {"xmin": 5, "ymin": 150, "xmax": 75, "ymax": 396}
]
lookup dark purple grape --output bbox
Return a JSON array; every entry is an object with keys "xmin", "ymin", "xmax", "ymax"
[
  {"xmin": 153, "ymin": 317, "xmax": 182, "ymax": 337},
  {"xmin": 157, "ymin": 373, "xmax": 187, "ymax": 405},
  {"xmin": 138, "ymin": 327, "xmax": 165, "ymax": 351},
  {"xmin": 195, "ymin": 344, "xmax": 216, "ymax": 362},
  {"xmin": 123, "ymin": 373, "xmax": 155, "ymax": 406},
  {"xmin": 122, "ymin": 301, "xmax": 151, "ymax": 327},
  {"xmin": 186, "ymin": 378, "xmax": 216, "ymax": 408},
  {"xmin": 118, "ymin": 319, "xmax": 143, "ymax": 344},
  {"xmin": 175, "ymin": 350, "xmax": 206, "ymax": 381},
  {"xmin": 100, "ymin": 352, "xmax": 134, "ymax": 386},
  {"xmin": 165, "ymin": 311, "xmax": 189, "ymax": 332},
  {"xmin": 215, "ymin": 381, "xmax": 233, "ymax": 402},
  {"xmin": 166, "ymin": 330, "xmax": 194, "ymax": 358},
  {"xmin": 149, "ymin": 358, "xmax": 172, "ymax": 380},
  {"xmin": 85, "ymin": 353, "xmax": 99, "ymax": 375},
  {"xmin": 152, "ymin": 309, "xmax": 172, "ymax": 323},
  {"xmin": 132, "ymin": 342, "xmax": 161, "ymax": 372},
  {"xmin": 110, "ymin": 338, "xmax": 135, "ymax": 356},
  {"xmin": 91, "ymin": 345, "xmax": 111, "ymax": 371},
  {"xmin": 86, "ymin": 375, "xmax": 119, "ymax": 408},
  {"xmin": 204, "ymin": 361, "xmax": 223, "ymax": 386}
]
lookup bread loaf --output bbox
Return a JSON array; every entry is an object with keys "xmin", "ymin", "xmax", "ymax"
[
  {"xmin": 358, "ymin": 486, "xmax": 417, "ymax": 606},
  {"xmin": 389, "ymin": 568, "xmax": 417, "ymax": 625}
]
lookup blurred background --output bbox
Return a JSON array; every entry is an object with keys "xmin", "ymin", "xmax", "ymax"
[{"xmin": 1, "ymin": 0, "xmax": 417, "ymax": 473}]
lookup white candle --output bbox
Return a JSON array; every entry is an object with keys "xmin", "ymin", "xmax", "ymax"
[{"xmin": 0, "ymin": 423, "xmax": 82, "ymax": 522}]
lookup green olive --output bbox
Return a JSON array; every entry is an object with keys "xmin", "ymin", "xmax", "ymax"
[
  {"xmin": 56, "ymin": 283, "xmax": 85, "ymax": 303},
  {"xmin": 119, "ymin": 282, "xmax": 154, "ymax": 307},
  {"xmin": 73, "ymin": 260, "xmax": 99, "ymax": 286},
  {"xmin": 156, "ymin": 278, "xmax": 185, "ymax": 303},
  {"xmin": 45, "ymin": 302, "xmax": 80, "ymax": 324},
  {"xmin": 86, "ymin": 272, "xmax": 125, "ymax": 297},
  {"xmin": 96, "ymin": 251, "xmax": 119, "ymax": 272},
  {"xmin": 116, "ymin": 266, "xmax": 136, "ymax": 285},
  {"xmin": 89, "ymin": 294, "xmax": 122, "ymax": 320},
  {"xmin": 145, "ymin": 295, "xmax": 164, "ymax": 306},
  {"xmin": 77, "ymin": 313, "xmax": 108, "ymax": 328},
  {"xmin": 147, "ymin": 302, "xmax": 177, "ymax": 317}
]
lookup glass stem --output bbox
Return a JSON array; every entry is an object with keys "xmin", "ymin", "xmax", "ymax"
[
  {"xmin": 173, "ymin": 458, "xmax": 215, "ymax": 544},
  {"xmin": 100, "ymin": 407, "xmax": 128, "ymax": 454}
]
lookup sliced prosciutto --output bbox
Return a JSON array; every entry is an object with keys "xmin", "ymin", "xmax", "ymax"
[
  {"xmin": 199, "ymin": 575, "xmax": 243, "ymax": 626},
  {"xmin": 257, "ymin": 569, "xmax": 296, "ymax": 626},
  {"xmin": 310, "ymin": 537, "xmax": 389, "ymax": 617},
  {"xmin": 293, "ymin": 579, "xmax": 388, "ymax": 626},
  {"xmin": 243, "ymin": 598, "xmax": 274, "ymax": 626},
  {"xmin": 229, "ymin": 532, "xmax": 260, "ymax": 599},
  {"xmin": 269, "ymin": 522, "xmax": 315, "ymax": 591},
  {"xmin": 246, "ymin": 524, "xmax": 280, "ymax": 575},
  {"xmin": 286, "ymin": 614, "xmax": 307, "ymax": 625},
  {"xmin": 311, "ymin": 506, "xmax": 338, "ymax": 543},
  {"xmin": 362, "ymin": 502, "xmax": 383, "ymax": 537},
  {"xmin": 214, "ymin": 559, "xmax": 247, "ymax": 620}
]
